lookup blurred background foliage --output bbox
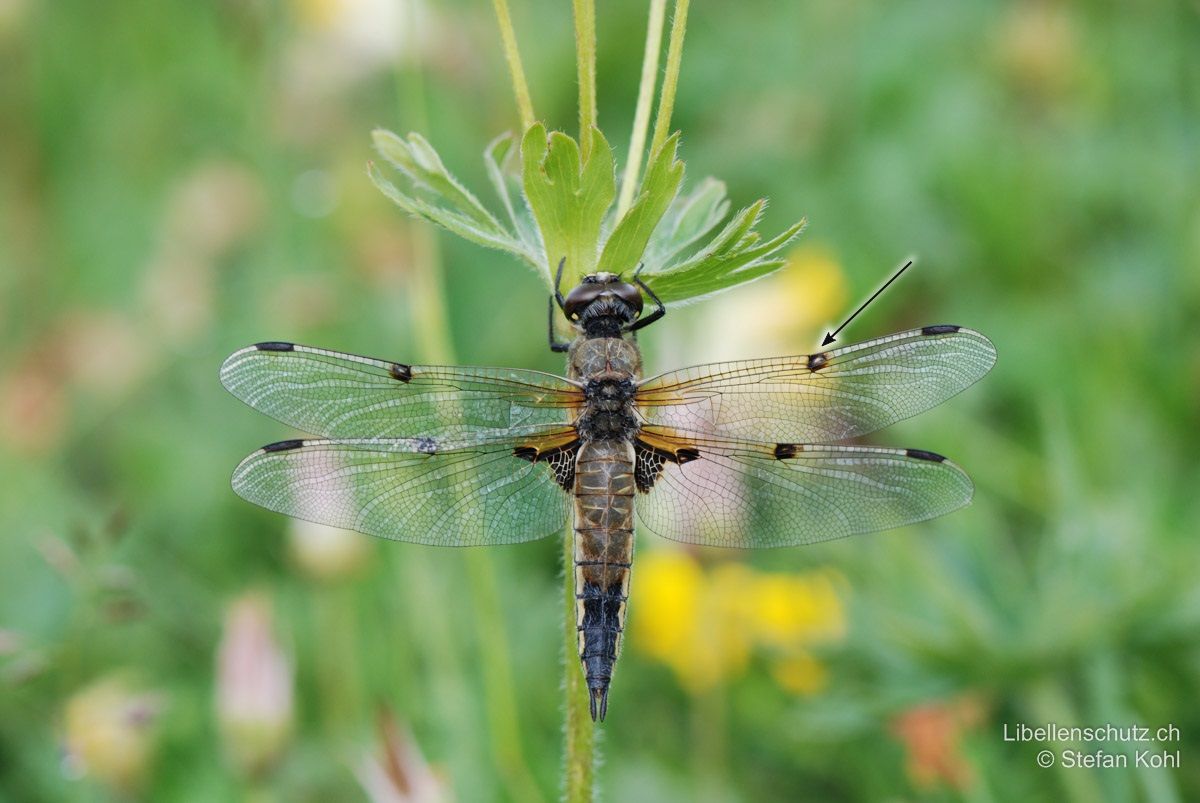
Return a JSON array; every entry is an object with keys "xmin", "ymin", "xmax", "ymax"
[{"xmin": 1, "ymin": 0, "xmax": 1198, "ymax": 800}]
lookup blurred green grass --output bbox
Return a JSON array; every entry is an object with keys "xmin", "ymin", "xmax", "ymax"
[{"xmin": 1, "ymin": 0, "xmax": 1198, "ymax": 800}]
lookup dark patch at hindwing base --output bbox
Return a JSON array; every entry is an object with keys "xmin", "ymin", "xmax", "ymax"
[
  {"xmin": 634, "ymin": 442, "xmax": 701, "ymax": 493},
  {"xmin": 546, "ymin": 449, "xmax": 578, "ymax": 490},
  {"xmin": 634, "ymin": 446, "xmax": 667, "ymax": 493},
  {"xmin": 513, "ymin": 441, "xmax": 579, "ymax": 491}
]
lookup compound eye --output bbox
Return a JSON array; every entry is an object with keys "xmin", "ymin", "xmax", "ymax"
[
  {"xmin": 562, "ymin": 284, "xmax": 601, "ymax": 321},
  {"xmin": 613, "ymin": 282, "xmax": 645, "ymax": 315}
]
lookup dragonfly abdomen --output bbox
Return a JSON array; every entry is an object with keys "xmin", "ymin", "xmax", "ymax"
[{"xmin": 573, "ymin": 438, "xmax": 635, "ymax": 722}]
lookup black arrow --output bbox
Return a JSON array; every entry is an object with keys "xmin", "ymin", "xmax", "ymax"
[{"xmin": 821, "ymin": 258, "xmax": 914, "ymax": 346}]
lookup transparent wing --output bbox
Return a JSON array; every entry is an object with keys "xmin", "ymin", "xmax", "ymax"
[
  {"xmin": 220, "ymin": 342, "xmax": 581, "ymax": 440},
  {"xmin": 634, "ymin": 428, "xmax": 974, "ymax": 548},
  {"xmin": 636, "ymin": 326, "xmax": 995, "ymax": 443},
  {"xmin": 231, "ymin": 433, "xmax": 575, "ymax": 546}
]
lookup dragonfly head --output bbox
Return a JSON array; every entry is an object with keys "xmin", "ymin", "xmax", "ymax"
[{"xmin": 563, "ymin": 272, "xmax": 645, "ymax": 338}]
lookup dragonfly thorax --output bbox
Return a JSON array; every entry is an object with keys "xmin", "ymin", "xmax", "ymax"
[
  {"xmin": 568, "ymin": 337, "xmax": 642, "ymax": 382},
  {"xmin": 577, "ymin": 408, "xmax": 639, "ymax": 441},
  {"xmin": 584, "ymin": 377, "xmax": 635, "ymax": 410},
  {"xmin": 567, "ymin": 338, "xmax": 642, "ymax": 444},
  {"xmin": 577, "ymin": 377, "xmax": 639, "ymax": 442}
]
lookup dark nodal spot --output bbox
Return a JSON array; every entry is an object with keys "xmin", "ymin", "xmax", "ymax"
[
  {"xmin": 263, "ymin": 439, "xmax": 305, "ymax": 453},
  {"xmin": 255, "ymin": 341, "xmax": 294, "ymax": 352},
  {"xmin": 513, "ymin": 446, "xmax": 539, "ymax": 462},
  {"xmin": 389, "ymin": 363, "xmax": 413, "ymax": 382},
  {"xmin": 807, "ymin": 352, "xmax": 830, "ymax": 371},
  {"xmin": 675, "ymin": 447, "xmax": 700, "ymax": 464},
  {"xmin": 414, "ymin": 437, "xmax": 437, "ymax": 454},
  {"xmin": 920, "ymin": 325, "xmax": 960, "ymax": 336},
  {"xmin": 906, "ymin": 448, "xmax": 947, "ymax": 463},
  {"xmin": 774, "ymin": 443, "xmax": 799, "ymax": 460}
]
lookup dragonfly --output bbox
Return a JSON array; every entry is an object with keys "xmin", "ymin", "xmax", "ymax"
[{"xmin": 220, "ymin": 263, "xmax": 996, "ymax": 721}]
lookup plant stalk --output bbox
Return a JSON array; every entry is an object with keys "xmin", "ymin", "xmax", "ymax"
[
  {"xmin": 566, "ymin": 3, "xmax": 600, "ymax": 798},
  {"xmin": 492, "ymin": 0, "xmax": 536, "ymax": 130},
  {"xmin": 572, "ymin": 0, "xmax": 597, "ymax": 158},
  {"xmin": 648, "ymin": 0, "xmax": 690, "ymax": 160},
  {"xmin": 616, "ymin": 0, "xmax": 667, "ymax": 218}
]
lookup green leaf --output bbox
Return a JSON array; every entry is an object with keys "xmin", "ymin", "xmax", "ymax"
[
  {"xmin": 640, "ymin": 199, "xmax": 807, "ymax": 304},
  {"xmin": 367, "ymin": 125, "xmax": 805, "ymax": 307},
  {"xmin": 369, "ymin": 163, "xmax": 531, "ymax": 260},
  {"xmin": 483, "ymin": 132, "xmax": 541, "ymax": 255},
  {"xmin": 374, "ymin": 130, "xmax": 498, "ymax": 230},
  {"xmin": 597, "ymin": 133, "xmax": 684, "ymax": 275},
  {"xmin": 521, "ymin": 123, "xmax": 616, "ymax": 286},
  {"xmin": 483, "ymin": 132, "xmax": 521, "ymax": 231},
  {"xmin": 370, "ymin": 130, "xmax": 534, "ymax": 263},
  {"xmin": 644, "ymin": 177, "xmax": 730, "ymax": 267}
]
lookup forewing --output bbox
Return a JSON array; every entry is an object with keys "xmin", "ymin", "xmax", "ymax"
[
  {"xmin": 231, "ymin": 433, "xmax": 575, "ymax": 546},
  {"xmin": 636, "ymin": 326, "xmax": 995, "ymax": 443},
  {"xmin": 634, "ymin": 428, "xmax": 974, "ymax": 548},
  {"xmin": 220, "ymin": 342, "xmax": 580, "ymax": 439}
]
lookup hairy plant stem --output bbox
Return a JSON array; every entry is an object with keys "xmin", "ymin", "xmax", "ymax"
[
  {"xmin": 572, "ymin": 0, "xmax": 597, "ymax": 158},
  {"xmin": 491, "ymin": 0, "xmax": 536, "ymax": 131},
  {"xmin": 563, "ymin": 522, "xmax": 596, "ymax": 802},
  {"xmin": 616, "ymin": 0, "xmax": 667, "ymax": 218},
  {"xmin": 565, "ymin": 3, "xmax": 600, "ymax": 799},
  {"xmin": 648, "ymin": 0, "xmax": 690, "ymax": 159}
]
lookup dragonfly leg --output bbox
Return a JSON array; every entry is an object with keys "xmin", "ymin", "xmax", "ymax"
[
  {"xmin": 548, "ymin": 256, "xmax": 572, "ymax": 352},
  {"xmin": 553, "ymin": 256, "xmax": 568, "ymax": 313},
  {"xmin": 548, "ymin": 295, "xmax": 571, "ymax": 352},
  {"xmin": 628, "ymin": 264, "xmax": 665, "ymax": 332}
]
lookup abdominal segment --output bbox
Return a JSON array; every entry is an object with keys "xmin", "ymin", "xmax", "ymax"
[{"xmin": 573, "ymin": 439, "xmax": 635, "ymax": 722}]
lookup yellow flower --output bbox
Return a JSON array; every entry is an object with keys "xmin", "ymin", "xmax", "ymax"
[
  {"xmin": 994, "ymin": 2, "xmax": 1079, "ymax": 104},
  {"xmin": 691, "ymin": 562, "xmax": 757, "ymax": 691},
  {"xmin": 633, "ymin": 550, "xmax": 736, "ymax": 693},
  {"xmin": 632, "ymin": 550, "xmax": 846, "ymax": 695},
  {"xmin": 770, "ymin": 653, "xmax": 828, "ymax": 696},
  {"xmin": 778, "ymin": 245, "xmax": 849, "ymax": 337},
  {"xmin": 62, "ymin": 676, "xmax": 164, "ymax": 794},
  {"xmin": 748, "ymin": 569, "xmax": 846, "ymax": 648},
  {"xmin": 686, "ymin": 244, "xmax": 848, "ymax": 362}
]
